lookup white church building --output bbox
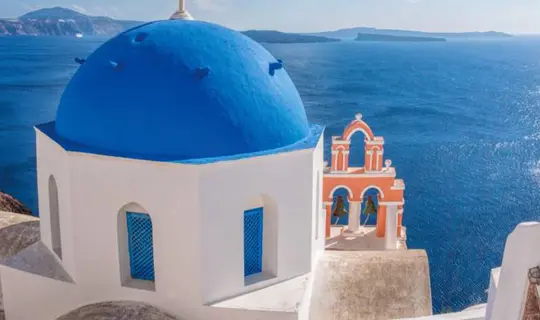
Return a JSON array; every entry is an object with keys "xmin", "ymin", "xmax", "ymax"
[
  {"xmin": 2, "ymin": 2, "xmax": 540, "ymax": 320},
  {"xmin": 0, "ymin": 5, "xmax": 326, "ymax": 319}
]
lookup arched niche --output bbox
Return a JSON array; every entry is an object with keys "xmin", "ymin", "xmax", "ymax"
[{"xmin": 49, "ymin": 175, "xmax": 62, "ymax": 259}]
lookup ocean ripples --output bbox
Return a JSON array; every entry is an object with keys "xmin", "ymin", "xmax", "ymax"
[{"xmin": 0, "ymin": 36, "xmax": 539, "ymax": 314}]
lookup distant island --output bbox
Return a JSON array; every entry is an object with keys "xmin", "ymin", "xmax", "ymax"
[
  {"xmin": 242, "ymin": 30, "xmax": 339, "ymax": 44},
  {"xmin": 355, "ymin": 33, "xmax": 446, "ymax": 42},
  {"xmin": 0, "ymin": 7, "xmax": 140, "ymax": 37},
  {"xmin": 312, "ymin": 27, "xmax": 513, "ymax": 39},
  {"xmin": 0, "ymin": 7, "xmax": 513, "ymax": 44},
  {"xmin": 0, "ymin": 7, "xmax": 339, "ymax": 44}
]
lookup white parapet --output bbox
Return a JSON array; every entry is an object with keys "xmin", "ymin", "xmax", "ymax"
[
  {"xmin": 486, "ymin": 221, "xmax": 540, "ymax": 320},
  {"xmin": 402, "ymin": 220, "xmax": 540, "ymax": 320}
]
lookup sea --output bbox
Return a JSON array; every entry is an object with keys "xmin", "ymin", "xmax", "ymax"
[{"xmin": 1, "ymin": 35, "xmax": 540, "ymax": 313}]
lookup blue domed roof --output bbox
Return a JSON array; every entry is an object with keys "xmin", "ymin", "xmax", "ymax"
[{"xmin": 55, "ymin": 20, "xmax": 310, "ymax": 160}]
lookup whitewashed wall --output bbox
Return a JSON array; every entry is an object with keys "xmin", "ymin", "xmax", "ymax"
[
  {"xmin": 2, "ymin": 129, "xmax": 324, "ymax": 320},
  {"xmin": 401, "ymin": 221, "xmax": 540, "ymax": 320},
  {"xmin": 311, "ymin": 134, "xmax": 326, "ymax": 269},
  {"xmin": 68, "ymin": 148, "xmax": 201, "ymax": 306},
  {"xmin": 35, "ymin": 129, "xmax": 76, "ymax": 278},
  {"xmin": 199, "ymin": 139, "xmax": 324, "ymax": 304},
  {"xmin": 0, "ymin": 266, "xmax": 299, "ymax": 320},
  {"xmin": 484, "ymin": 268, "xmax": 500, "ymax": 320}
]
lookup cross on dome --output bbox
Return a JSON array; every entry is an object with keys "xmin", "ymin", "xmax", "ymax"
[{"xmin": 170, "ymin": 0, "xmax": 194, "ymax": 20}]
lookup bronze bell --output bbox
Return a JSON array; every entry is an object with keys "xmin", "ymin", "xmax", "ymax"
[
  {"xmin": 363, "ymin": 195, "xmax": 377, "ymax": 216},
  {"xmin": 332, "ymin": 195, "xmax": 348, "ymax": 217}
]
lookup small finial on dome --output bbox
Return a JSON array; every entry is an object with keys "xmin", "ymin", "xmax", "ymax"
[
  {"xmin": 384, "ymin": 159, "xmax": 392, "ymax": 168},
  {"xmin": 194, "ymin": 67, "xmax": 210, "ymax": 79},
  {"xmin": 269, "ymin": 60, "xmax": 283, "ymax": 76},
  {"xmin": 170, "ymin": 0, "xmax": 194, "ymax": 20},
  {"xmin": 355, "ymin": 113, "xmax": 363, "ymax": 121}
]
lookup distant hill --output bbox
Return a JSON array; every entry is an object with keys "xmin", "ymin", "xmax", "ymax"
[
  {"xmin": 0, "ymin": 7, "xmax": 142, "ymax": 36},
  {"xmin": 242, "ymin": 30, "xmax": 339, "ymax": 44},
  {"xmin": 0, "ymin": 7, "xmax": 513, "ymax": 43},
  {"xmin": 0, "ymin": 7, "xmax": 341, "ymax": 44},
  {"xmin": 0, "ymin": 8, "xmax": 341, "ymax": 43},
  {"xmin": 312, "ymin": 27, "xmax": 513, "ymax": 39},
  {"xmin": 356, "ymin": 33, "xmax": 446, "ymax": 42}
]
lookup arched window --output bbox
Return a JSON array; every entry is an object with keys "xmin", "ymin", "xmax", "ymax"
[
  {"xmin": 49, "ymin": 175, "xmax": 62, "ymax": 259},
  {"xmin": 126, "ymin": 212, "xmax": 155, "ymax": 281},
  {"xmin": 118, "ymin": 203, "xmax": 155, "ymax": 290},
  {"xmin": 244, "ymin": 207, "xmax": 263, "ymax": 277},
  {"xmin": 244, "ymin": 195, "xmax": 277, "ymax": 283}
]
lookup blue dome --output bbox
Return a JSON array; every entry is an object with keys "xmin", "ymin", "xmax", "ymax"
[{"xmin": 55, "ymin": 20, "xmax": 310, "ymax": 160}]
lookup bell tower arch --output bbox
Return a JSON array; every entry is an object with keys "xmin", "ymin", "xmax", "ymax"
[
  {"xmin": 330, "ymin": 114, "xmax": 385, "ymax": 173},
  {"xmin": 323, "ymin": 114, "xmax": 405, "ymax": 250}
]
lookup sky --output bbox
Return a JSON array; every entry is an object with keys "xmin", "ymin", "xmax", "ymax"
[{"xmin": 2, "ymin": 0, "xmax": 540, "ymax": 34}]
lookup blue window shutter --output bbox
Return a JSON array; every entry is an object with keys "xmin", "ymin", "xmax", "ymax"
[
  {"xmin": 244, "ymin": 207, "xmax": 263, "ymax": 277},
  {"xmin": 126, "ymin": 212, "xmax": 155, "ymax": 281}
]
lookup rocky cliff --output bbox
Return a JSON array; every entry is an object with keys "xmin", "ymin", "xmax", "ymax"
[
  {"xmin": 0, "ymin": 7, "xmax": 141, "ymax": 36},
  {"xmin": 0, "ymin": 191, "xmax": 32, "ymax": 215}
]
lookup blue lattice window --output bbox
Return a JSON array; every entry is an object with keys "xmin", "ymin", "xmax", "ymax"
[
  {"xmin": 126, "ymin": 212, "xmax": 155, "ymax": 281},
  {"xmin": 244, "ymin": 208, "xmax": 263, "ymax": 277}
]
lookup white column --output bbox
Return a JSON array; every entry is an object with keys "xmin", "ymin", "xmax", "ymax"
[
  {"xmin": 385, "ymin": 204, "xmax": 398, "ymax": 250},
  {"xmin": 179, "ymin": 0, "xmax": 185, "ymax": 11},
  {"xmin": 347, "ymin": 201, "xmax": 361, "ymax": 233}
]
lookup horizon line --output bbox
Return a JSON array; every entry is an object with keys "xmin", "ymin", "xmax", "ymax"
[{"xmin": 2, "ymin": 6, "xmax": 536, "ymax": 36}]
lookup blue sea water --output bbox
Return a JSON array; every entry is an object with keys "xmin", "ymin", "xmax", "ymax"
[{"xmin": 2, "ymin": 35, "xmax": 540, "ymax": 313}]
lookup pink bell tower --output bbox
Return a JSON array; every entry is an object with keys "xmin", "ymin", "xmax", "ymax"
[{"xmin": 323, "ymin": 114, "xmax": 405, "ymax": 250}]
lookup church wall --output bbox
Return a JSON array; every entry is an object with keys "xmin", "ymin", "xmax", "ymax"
[
  {"xmin": 198, "ymin": 146, "xmax": 320, "ymax": 304},
  {"xmin": 311, "ymin": 133, "xmax": 326, "ymax": 269},
  {"xmin": 28, "ymin": 131, "xmax": 322, "ymax": 319},
  {"xmin": 1, "ymin": 264, "xmax": 304, "ymax": 320},
  {"xmin": 65, "ymin": 152, "xmax": 203, "ymax": 306},
  {"xmin": 35, "ymin": 130, "xmax": 77, "ymax": 278}
]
